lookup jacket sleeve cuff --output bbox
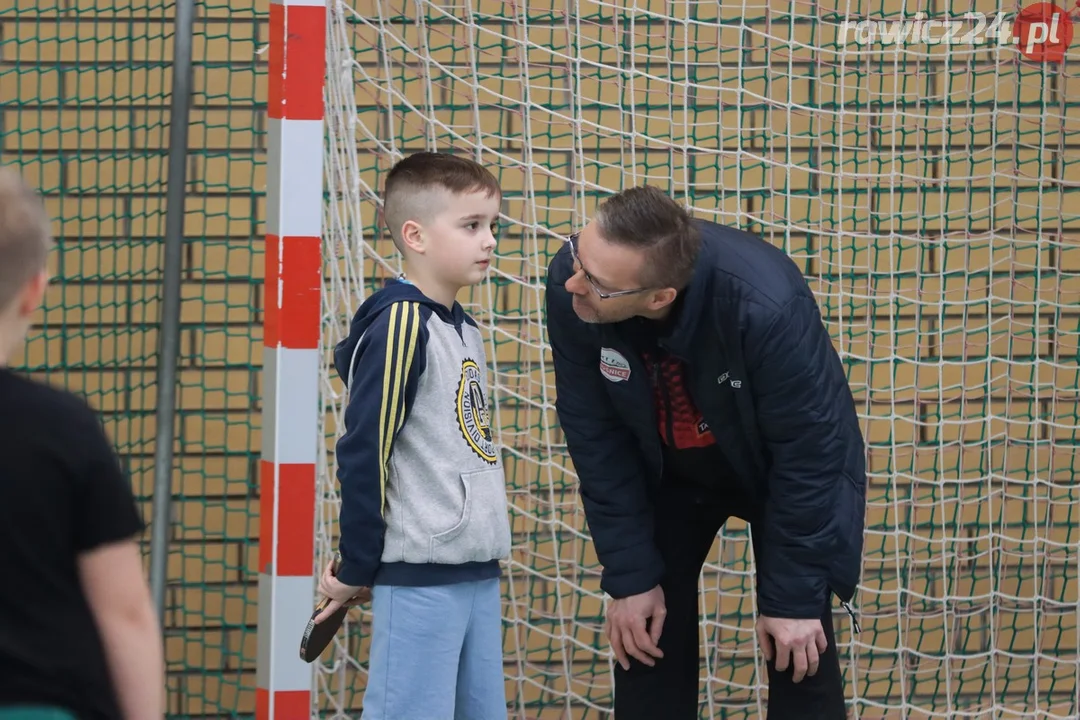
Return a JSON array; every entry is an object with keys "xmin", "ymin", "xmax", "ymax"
[
  {"xmin": 600, "ymin": 558, "xmax": 665, "ymax": 600},
  {"xmin": 334, "ymin": 559, "xmax": 375, "ymax": 588},
  {"xmin": 756, "ymin": 573, "xmax": 831, "ymax": 619}
]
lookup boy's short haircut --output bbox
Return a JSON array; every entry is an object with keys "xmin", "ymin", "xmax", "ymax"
[
  {"xmin": 0, "ymin": 167, "xmax": 52, "ymax": 312},
  {"xmin": 383, "ymin": 152, "xmax": 501, "ymax": 253}
]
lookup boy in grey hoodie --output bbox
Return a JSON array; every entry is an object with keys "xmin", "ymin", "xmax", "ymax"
[{"xmin": 315, "ymin": 152, "xmax": 511, "ymax": 719}]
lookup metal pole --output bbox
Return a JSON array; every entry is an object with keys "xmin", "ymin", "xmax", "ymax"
[{"xmin": 149, "ymin": 0, "xmax": 197, "ymax": 629}]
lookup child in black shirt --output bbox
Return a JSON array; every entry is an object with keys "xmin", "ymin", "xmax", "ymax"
[{"xmin": 0, "ymin": 167, "xmax": 164, "ymax": 720}]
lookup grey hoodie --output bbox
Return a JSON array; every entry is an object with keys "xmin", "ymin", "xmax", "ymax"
[{"xmin": 331, "ymin": 280, "xmax": 512, "ymax": 588}]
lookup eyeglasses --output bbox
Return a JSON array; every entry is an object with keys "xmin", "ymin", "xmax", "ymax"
[{"xmin": 565, "ymin": 233, "xmax": 651, "ymax": 300}]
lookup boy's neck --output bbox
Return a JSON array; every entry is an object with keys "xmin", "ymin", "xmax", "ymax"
[
  {"xmin": 0, "ymin": 315, "xmax": 28, "ymax": 368},
  {"xmin": 399, "ymin": 267, "xmax": 460, "ymax": 310},
  {"xmin": 0, "ymin": 331, "xmax": 12, "ymax": 367}
]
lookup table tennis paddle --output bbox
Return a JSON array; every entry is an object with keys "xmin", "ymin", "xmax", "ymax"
[{"xmin": 299, "ymin": 552, "xmax": 367, "ymax": 663}]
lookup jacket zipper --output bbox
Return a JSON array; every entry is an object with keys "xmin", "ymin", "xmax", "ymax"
[
  {"xmin": 646, "ymin": 355, "xmax": 665, "ymax": 484},
  {"xmin": 654, "ymin": 360, "xmax": 675, "ymax": 447}
]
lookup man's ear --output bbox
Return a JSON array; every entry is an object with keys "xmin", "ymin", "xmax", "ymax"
[
  {"xmin": 645, "ymin": 287, "xmax": 678, "ymax": 312},
  {"xmin": 399, "ymin": 219, "xmax": 425, "ymax": 254},
  {"xmin": 16, "ymin": 269, "xmax": 48, "ymax": 319}
]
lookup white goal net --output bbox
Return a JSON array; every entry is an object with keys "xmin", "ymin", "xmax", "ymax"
[{"xmin": 316, "ymin": 1, "xmax": 1080, "ymax": 717}]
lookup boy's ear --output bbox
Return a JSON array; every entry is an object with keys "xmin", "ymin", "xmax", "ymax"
[
  {"xmin": 16, "ymin": 269, "xmax": 48, "ymax": 319},
  {"xmin": 399, "ymin": 219, "xmax": 426, "ymax": 254}
]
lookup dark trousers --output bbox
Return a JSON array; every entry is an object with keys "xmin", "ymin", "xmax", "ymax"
[{"xmin": 612, "ymin": 484, "xmax": 847, "ymax": 720}]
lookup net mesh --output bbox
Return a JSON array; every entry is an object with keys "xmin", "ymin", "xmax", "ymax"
[
  {"xmin": 321, "ymin": 1, "xmax": 1080, "ymax": 718},
  {"xmin": 2, "ymin": 0, "xmax": 265, "ymax": 715}
]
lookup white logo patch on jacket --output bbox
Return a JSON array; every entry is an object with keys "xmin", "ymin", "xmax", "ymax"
[{"xmin": 599, "ymin": 347, "xmax": 631, "ymax": 383}]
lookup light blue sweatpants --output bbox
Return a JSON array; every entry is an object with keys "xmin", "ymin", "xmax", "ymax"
[{"xmin": 361, "ymin": 578, "xmax": 507, "ymax": 720}]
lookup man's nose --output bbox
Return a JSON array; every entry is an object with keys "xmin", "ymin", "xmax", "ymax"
[{"xmin": 564, "ymin": 270, "xmax": 589, "ymax": 296}]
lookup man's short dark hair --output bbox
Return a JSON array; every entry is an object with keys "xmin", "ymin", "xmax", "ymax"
[
  {"xmin": 0, "ymin": 166, "xmax": 52, "ymax": 312},
  {"xmin": 594, "ymin": 185, "xmax": 700, "ymax": 291},
  {"xmin": 383, "ymin": 152, "xmax": 501, "ymax": 253}
]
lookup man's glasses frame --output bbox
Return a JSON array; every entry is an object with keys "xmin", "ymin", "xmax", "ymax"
[{"xmin": 565, "ymin": 233, "xmax": 651, "ymax": 300}]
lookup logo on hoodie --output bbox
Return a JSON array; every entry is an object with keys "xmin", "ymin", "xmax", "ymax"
[{"xmin": 457, "ymin": 358, "xmax": 498, "ymax": 464}]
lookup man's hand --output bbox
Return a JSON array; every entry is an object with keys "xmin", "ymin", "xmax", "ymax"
[
  {"xmin": 314, "ymin": 558, "xmax": 370, "ymax": 623},
  {"xmin": 605, "ymin": 585, "xmax": 666, "ymax": 670},
  {"xmin": 756, "ymin": 616, "xmax": 828, "ymax": 683}
]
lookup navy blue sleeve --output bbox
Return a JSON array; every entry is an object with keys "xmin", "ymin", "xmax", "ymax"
[
  {"xmin": 545, "ymin": 253, "xmax": 664, "ymax": 599},
  {"xmin": 334, "ymin": 302, "xmax": 426, "ymax": 587},
  {"xmin": 748, "ymin": 294, "xmax": 863, "ymax": 618}
]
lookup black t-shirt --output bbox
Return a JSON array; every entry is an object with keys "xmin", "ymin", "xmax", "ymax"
[{"xmin": 0, "ymin": 367, "xmax": 145, "ymax": 719}]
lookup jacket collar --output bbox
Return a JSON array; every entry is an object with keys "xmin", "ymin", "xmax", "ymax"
[{"xmin": 659, "ymin": 225, "xmax": 716, "ymax": 359}]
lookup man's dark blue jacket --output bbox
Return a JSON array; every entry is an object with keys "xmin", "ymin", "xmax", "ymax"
[{"xmin": 545, "ymin": 219, "xmax": 867, "ymax": 619}]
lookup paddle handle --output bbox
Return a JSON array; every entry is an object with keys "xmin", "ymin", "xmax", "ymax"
[{"xmin": 313, "ymin": 552, "xmax": 344, "ymax": 611}]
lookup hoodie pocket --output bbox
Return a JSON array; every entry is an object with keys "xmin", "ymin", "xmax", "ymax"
[{"xmin": 429, "ymin": 467, "xmax": 511, "ymax": 564}]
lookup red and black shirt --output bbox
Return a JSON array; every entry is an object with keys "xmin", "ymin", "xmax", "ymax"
[{"xmin": 634, "ymin": 300, "xmax": 740, "ymax": 494}]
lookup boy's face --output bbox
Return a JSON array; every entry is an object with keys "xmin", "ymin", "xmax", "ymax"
[{"xmin": 417, "ymin": 188, "xmax": 500, "ymax": 287}]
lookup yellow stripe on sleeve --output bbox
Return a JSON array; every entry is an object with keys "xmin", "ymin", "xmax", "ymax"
[{"xmin": 377, "ymin": 302, "xmax": 421, "ymax": 513}]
